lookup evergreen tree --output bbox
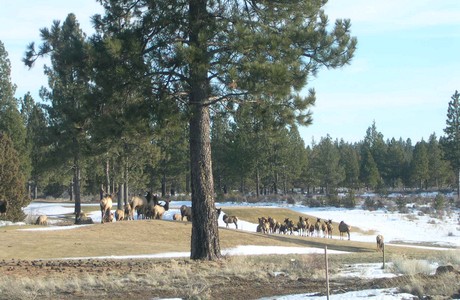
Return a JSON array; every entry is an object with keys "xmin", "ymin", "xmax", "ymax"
[
  {"xmin": 284, "ymin": 126, "xmax": 308, "ymax": 193},
  {"xmin": 386, "ymin": 138, "xmax": 407, "ymax": 189},
  {"xmin": 0, "ymin": 133, "xmax": 28, "ymax": 221},
  {"xmin": 312, "ymin": 135, "xmax": 344, "ymax": 194},
  {"xmin": 0, "ymin": 40, "xmax": 29, "ymax": 179},
  {"xmin": 359, "ymin": 146, "xmax": 380, "ymax": 190},
  {"xmin": 401, "ymin": 138, "xmax": 414, "ymax": 187},
  {"xmin": 24, "ymin": 98, "xmax": 48, "ymax": 198},
  {"xmin": 302, "ymin": 142, "xmax": 320, "ymax": 194},
  {"xmin": 94, "ymin": 0, "xmax": 357, "ymax": 260},
  {"xmin": 427, "ymin": 133, "xmax": 449, "ymax": 189},
  {"xmin": 211, "ymin": 112, "xmax": 233, "ymax": 196},
  {"xmin": 411, "ymin": 140, "xmax": 429, "ymax": 189},
  {"xmin": 441, "ymin": 90, "xmax": 460, "ymax": 198},
  {"xmin": 363, "ymin": 121, "xmax": 388, "ymax": 183},
  {"xmin": 338, "ymin": 140, "xmax": 360, "ymax": 189},
  {"xmin": 24, "ymin": 14, "xmax": 93, "ymax": 216}
]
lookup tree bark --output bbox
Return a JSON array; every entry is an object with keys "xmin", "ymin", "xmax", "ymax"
[
  {"xmin": 105, "ymin": 157, "xmax": 110, "ymax": 194},
  {"xmin": 256, "ymin": 168, "xmax": 260, "ymax": 198},
  {"xmin": 162, "ymin": 169, "xmax": 167, "ymax": 197},
  {"xmin": 188, "ymin": 0, "xmax": 221, "ymax": 260},
  {"xmin": 189, "ymin": 103, "xmax": 221, "ymax": 260},
  {"xmin": 457, "ymin": 168, "xmax": 460, "ymax": 200},
  {"xmin": 73, "ymin": 162, "xmax": 81, "ymax": 216}
]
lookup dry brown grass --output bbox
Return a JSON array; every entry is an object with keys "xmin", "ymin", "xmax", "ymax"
[
  {"xmin": 0, "ymin": 218, "xmax": 383, "ymax": 260},
  {"xmin": 1, "ymin": 204, "xmax": 458, "ymax": 299},
  {"xmin": 0, "ymin": 251, "xmax": 457, "ymax": 300},
  {"xmin": 1, "ymin": 205, "xmax": 450, "ymax": 260}
]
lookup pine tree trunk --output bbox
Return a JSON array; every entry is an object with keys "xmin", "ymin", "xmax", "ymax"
[
  {"xmin": 188, "ymin": 0, "xmax": 221, "ymax": 260},
  {"xmin": 122, "ymin": 159, "xmax": 128, "ymax": 209},
  {"xmin": 457, "ymin": 168, "xmax": 460, "ymax": 200},
  {"xmin": 73, "ymin": 162, "xmax": 81, "ymax": 216},
  {"xmin": 189, "ymin": 102, "xmax": 221, "ymax": 260},
  {"xmin": 105, "ymin": 157, "xmax": 110, "ymax": 194},
  {"xmin": 162, "ymin": 170, "xmax": 166, "ymax": 197},
  {"xmin": 70, "ymin": 180, "xmax": 74, "ymax": 202},
  {"xmin": 256, "ymin": 168, "xmax": 260, "ymax": 198}
]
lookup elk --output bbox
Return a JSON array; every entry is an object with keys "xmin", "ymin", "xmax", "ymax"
[
  {"xmin": 100, "ymin": 193, "xmax": 115, "ymax": 224},
  {"xmin": 339, "ymin": 221, "xmax": 351, "ymax": 240},
  {"xmin": 223, "ymin": 214, "xmax": 238, "ymax": 229},
  {"xmin": 297, "ymin": 216, "xmax": 307, "ymax": 236},
  {"xmin": 376, "ymin": 234, "xmax": 384, "ymax": 252},
  {"xmin": 129, "ymin": 196, "xmax": 146, "ymax": 220},
  {"xmin": 180, "ymin": 205, "xmax": 192, "ymax": 221},
  {"xmin": 115, "ymin": 209, "xmax": 125, "ymax": 221},
  {"xmin": 314, "ymin": 218, "xmax": 321, "ymax": 237},
  {"xmin": 0, "ymin": 200, "xmax": 7, "ymax": 216},
  {"xmin": 326, "ymin": 219, "xmax": 333, "ymax": 238},
  {"xmin": 35, "ymin": 215, "xmax": 48, "ymax": 225},
  {"xmin": 152, "ymin": 199, "xmax": 170, "ymax": 220},
  {"xmin": 321, "ymin": 220, "xmax": 328, "ymax": 238}
]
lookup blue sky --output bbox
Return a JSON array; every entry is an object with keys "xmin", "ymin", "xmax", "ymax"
[{"xmin": 1, "ymin": 0, "xmax": 459, "ymax": 145}]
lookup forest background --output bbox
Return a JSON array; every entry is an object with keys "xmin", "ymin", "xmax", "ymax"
[{"xmin": 1, "ymin": 1, "xmax": 460, "ymax": 228}]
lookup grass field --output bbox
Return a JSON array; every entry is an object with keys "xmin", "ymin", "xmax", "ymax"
[
  {"xmin": 1, "ymin": 204, "xmax": 459, "ymax": 299},
  {"xmin": 0, "ymin": 206, "xmax": 445, "ymax": 260}
]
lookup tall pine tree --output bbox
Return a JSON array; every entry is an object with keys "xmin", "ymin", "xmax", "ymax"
[
  {"xmin": 441, "ymin": 90, "xmax": 460, "ymax": 199},
  {"xmin": 24, "ymin": 14, "xmax": 93, "ymax": 216},
  {"xmin": 93, "ymin": 0, "xmax": 357, "ymax": 260}
]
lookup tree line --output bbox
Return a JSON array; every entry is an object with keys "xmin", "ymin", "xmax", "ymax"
[{"xmin": 2, "ymin": 35, "xmax": 457, "ymax": 211}]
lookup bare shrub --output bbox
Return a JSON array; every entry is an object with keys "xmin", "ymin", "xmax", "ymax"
[
  {"xmin": 391, "ymin": 256, "xmax": 434, "ymax": 275},
  {"xmin": 362, "ymin": 197, "xmax": 376, "ymax": 211},
  {"xmin": 395, "ymin": 197, "xmax": 409, "ymax": 213},
  {"xmin": 404, "ymin": 214, "xmax": 418, "ymax": 222},
  {"xmin": 304, "ymin": 197, "xmax": 323, "ymax": 207},
  {"xmin": 23, "ymin": 214, "xmax": 38, "ymax": 225},
  {"xmin": 439, "ymin": 249, "xmax": 460, "ymax": 266},
  {"xmin": 399, "ymin": 273, "xmax": 460, "ymax": 299}
]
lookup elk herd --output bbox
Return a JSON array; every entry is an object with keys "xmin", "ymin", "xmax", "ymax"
[
  {"xmin": 20, "ymin": 192, "xmax": 387, "ymax": 252},
  {"xmin": 256, "ymin": 216, "xmax": 352, "ymax": 241},
  {"xmin": 99, "ymin": 193, "xmax": 171, "ymax": 223}
]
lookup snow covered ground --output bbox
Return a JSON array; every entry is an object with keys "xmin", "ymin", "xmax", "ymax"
[{"xmin": 2, "ymin": 199, "xmax": 460, "ymax": 299}]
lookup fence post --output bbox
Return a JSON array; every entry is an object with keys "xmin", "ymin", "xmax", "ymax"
[
  {"xmin": 382, "ymin": 243, "xmax": 385, "ymax": 269},
  {"xmin": 325, "ymin": 245, "xmax": 330, "ymax": 300}
]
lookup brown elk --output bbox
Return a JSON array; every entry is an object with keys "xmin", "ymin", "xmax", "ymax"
[
  {"xmin": 129, "ymin": 196, "xmax": 145, "ymax": 220},
  {"xmin": 35, "ymin": 215, "xmax": 48, "ymax": 225},
  {"xmin": 0, "ymin": 200, "xmax": 7, "ymax": 216},
  {"xmin": 339, "ymin": 221, "xmax": 351, "ymax": 240},
  {"xmin": 315, "ymin": 218, "xmax": 321, "ymax": 237},
  {"xmin": 223, "ymin": 214, "xmax": 238, "ymax": 229},
  {"xmin": 326, "ymin": 219, "xmax": 333, "ymax": 238},
  {"xmin": 75, "ymin": 212, "xmax": 93, "ymax": 225},
  {"xmin": 180, "ymin": 205, "xmax": 192, "ymax": 222},
  {"xmin": 284, "ymin": 218, "xmax": 295, "ymax": 235},
  {"xmin": 152, "ymin": 199, "xmax": 170, "ymax": 220},
  {"xmin": 258, "ymin": 217, "xmax": 270, "ymax": 234},
  {"xmin": 297, "ymin": 216, "xmax": 307, "ymax": 236},
  {"xmin": 321, "ymin": 220, "xmax": 328, "ymax": 238},
  {"xmin": 376, "ymin": 234, "xmax": 384, "ymax": 252},
  {"xmin": 308, "ymin": 223, "xmax": 315, "ymax": 236},
  {"xmin": 124, "ymin": 203, "xmax": 133, "ymax": 220},
  {"xmin": 115, "ymin": 209, "xmax": 125, "ymax": 221},
  {"xmin": 100, "ymin": 193, "xmax": 115, "ymax": 223}
]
